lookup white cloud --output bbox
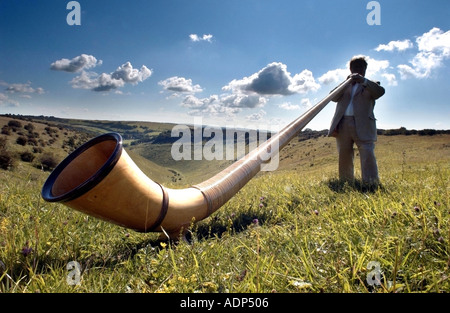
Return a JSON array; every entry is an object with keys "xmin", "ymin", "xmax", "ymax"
[
  {"xmin": 111, "ymin": 62, "xmax": 152, "ymax": 84},
  {"xmin": 50, "ymin": 54, "xmax": 102, "ymax": 72},
  {"xmin": 94, "ymin": 72, "xmax": 127, "ymax": 92},
  {"xmin": 70, "ymin": 71, "xmax": 100, "ymax": 90},
  {"xmin": 365, "ymin": 57, "xmax": 390, "ymax": 78},
  {"xmin": 319, "ymin": 56, "xmax": 396, "ymax": 86},
  {"xmin": 223, "ymin": 62, "xmax": 320, "ymax": 96},
  {"xmin": 181, "ymin": 93, "xmax": 266, "ymax": 117},
  {"xmin": 291, "ymin": 70, "xmax": 321, "ymax": 94},
  {"xmin": 246, "ymin": 110, "xmax": 267, "ymax": 122},
  {"xmin": 375, "ymin": 39, "xmax": 413, "ymax": 52},
  {"xmin": 182, "ymin": 94, "xmax": 218, "ymax": 109},
  {"xmin": 0, "ymin": 81, "xmax": 44, "ymax": 108},
  {"xmin": 300, "ymin": 98, "xmax": 313, "ymax": 109},
  {"xmin": 0, "ymin": 92, "xmax": 19, "ymax": 107},
  {"xmin": 178, "ymin": 62, "xmax": 320, "ymax": 118},
  {"xmin": 220, "ymin": 93, "xmax": 267, "ymax": 108},
  {"xmin": 70, "ymin": 62, "xmax": 151, "ymax": 92},
  {"xmin": 398, "ymin": 27, "xmax": 450, "ymax": 79},
  {"xmin": 318, "ymin": 68, "xmax": 348, "ymax": 85},
  {"xmin": 190, "ymin": 34, "xmax": 213, "ymax": 42},
  {"xmin": 3, "ymin": 82, "xmax": 44, "ymax": 94},
  {"xmin": 159, "ymin": 76, "xmax": 203, "ymax": 94},
  {"xmin": 416, "ymin": 27, "xmax": 450, "ymax": 55},
  {"xmin": 278, "ymin": 102, "xmax": 300, "ymax": 110},
  {"xmin": 381, "ymin": 73, "xmax": 398, "ymax": 86},
  {"xmin": 182, "ymin": 94, "xmax": 241, "ymax": 117}
]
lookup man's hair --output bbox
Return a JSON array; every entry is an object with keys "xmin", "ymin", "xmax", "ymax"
[{"xmin": 349, "ymin": 55, "xmax": 368, "ymax": 69}]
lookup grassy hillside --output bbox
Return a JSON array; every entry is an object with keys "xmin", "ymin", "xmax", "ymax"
[{"xmin": 0, "ymin": 115, "xmax": 448, "ymax": 293}]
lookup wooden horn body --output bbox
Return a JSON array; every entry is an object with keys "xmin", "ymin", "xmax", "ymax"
[{"xmin": 41, "ymin": 78, "xmax": 351, "ymax": 238}]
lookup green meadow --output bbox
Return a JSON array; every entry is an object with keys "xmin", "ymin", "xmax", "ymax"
[{"xmin": 0, "ymin": 116, "xmax": 448, "ymax": 293}]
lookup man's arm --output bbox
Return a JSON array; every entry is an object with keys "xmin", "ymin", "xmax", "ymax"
[
  {"xmin": 352, "ymin": 74, "xmax": 385, "ymax": 99},
  {"xmin": 363, "ymin": 79, "xmax": 385, "ymax": 100}
]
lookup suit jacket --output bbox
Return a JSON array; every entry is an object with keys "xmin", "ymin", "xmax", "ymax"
[{"xmin": 328, "ymin": 78, "xmax": 385, "ymax": 142}]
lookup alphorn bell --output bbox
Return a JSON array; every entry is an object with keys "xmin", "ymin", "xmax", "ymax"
[{"xmin": 41, "ymin": 78, "xmax": 352, "ymax": 239}]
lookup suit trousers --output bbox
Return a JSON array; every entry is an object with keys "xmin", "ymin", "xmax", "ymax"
[{"xmin": 336, "ymin": 116, "xmax": 379, "ymax": 184}]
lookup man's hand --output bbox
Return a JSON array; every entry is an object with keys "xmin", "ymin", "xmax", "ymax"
[{"xmin": 350, "ymin": 73, "xmax": 366, "ymax": 84}]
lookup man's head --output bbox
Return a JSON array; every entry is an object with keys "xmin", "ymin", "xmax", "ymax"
[{"xmin": 349, "ymin": 56, "xmax": 367, "ymax": 77}]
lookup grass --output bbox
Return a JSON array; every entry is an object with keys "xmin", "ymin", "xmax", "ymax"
[{"xmin": 0, "ymin": 133, "xmax": 448, "ymax": 293}]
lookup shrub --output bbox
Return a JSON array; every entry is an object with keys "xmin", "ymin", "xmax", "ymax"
[
  {"xmin": 26, "ymin": 137, "xmax": 38, "ymax": 146},
  {"xmin": 39, "ymin": 153, "xmax": 58, "ymax": 171},
  {"xmin": 24, "ymin": 123, "xmax": 35, "ymax": 132},
  {"xmin": 0, "ymin": 149, "xmax": 14, "ymax": 170},
  {"xmin": 1, "ymin": 126, "xmax": 11, "ymax": 135},
  {"xmin": 33, "ymin": 146, "xmax": 43, "ymax": 153},
  {"xmin": 7, "ymin": 120, "xmax": 22, "ymax": 129},
  {"xmin": 0, "ymin": 137, "xmax": 6, "ymax": 150},
  {"xmin": 16, "ymin": 136, "xmax": 28, "ymax": 146},
  {"xmin": 20, "ymin": 151, "xmax": 35, "ymax": 163}
]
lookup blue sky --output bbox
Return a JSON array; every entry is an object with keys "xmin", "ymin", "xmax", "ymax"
[{"xmin": 1, "ymin": 0, "xmax": 449, "ymax": 131}]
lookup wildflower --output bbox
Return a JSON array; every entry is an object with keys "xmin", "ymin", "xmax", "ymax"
[
  {"xmin": 290, "ymin": 280, "xmax": 312, "ymax": 289},
  {"xmin": 252, "ymin": 218, "xmax": 259, "ymax": 225},
  {"xmin": 202, "ymin": 281, "xmax": 218, "ymax": 292},
  {"xmin": 0, "ymin": 218, "xmax": 9, "ymax": 233},
  {"xmin": 237, "ymin": 269, "xmax": 247, "ymax": 281},
  {"xmin": 313, "ymin": 210, "xmax": 319, "ymax": 216},
  {"xmin": 21, "ymin": 242, "xmax": 33, "ymax": 257}
]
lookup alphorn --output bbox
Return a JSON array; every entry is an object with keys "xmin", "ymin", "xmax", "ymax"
[{"xmin": 41, "ymin": 78, "xmax": 352, "ymax": 239}]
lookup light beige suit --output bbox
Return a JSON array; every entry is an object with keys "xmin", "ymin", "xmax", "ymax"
[{"xmin": 328, "ymin": 78, "xmax": 385, "ymax": 184}]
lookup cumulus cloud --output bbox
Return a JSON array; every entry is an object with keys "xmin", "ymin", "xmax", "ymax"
[
  {"xmin": 70, "ymin": 62, "xmax": 152, "ymax": 92},
  {"xmin": 246, "ymin": 110, "xmax": 267, "ymax": 122},
  {"xmin": 375, "ymin": 39, "xmax": 413, "ymax": 52},
  {"xmin": 381, "ymin": 73, "xmax": 398, "ymax": 86},
  {"xmin": 0, "ymin": 81, "xmax": 44, "ymax": 109},
  {"xmin": 111, "ymin": 62, "xmax": 152, "ymax": 84},
  {"xmin": 398, "ymin": 27, "xmax": 450, "ymax": 79},
  {"xmin": 190, "ymin": 34, "xmax": 213, "ymax": 42},
  {"xmin": 181, "ymin": 93, "xmax": 266, "ymax": 117},
  {"xmin": 318, "ymin": 56, "xmax": 396, "ymax": 86},
  {"xmin": 178, "ymin": 63, "xmax": 319, "ymax": 117},
  {"xmin": 4, "ymin": 82, "xmax": 44, "ymax": 94},
  {"xmin": 159, "ymin": 76, "xmax": 203, "ymax": 94},
  {"xmin": 182, "ymin": 94, "xmax": 241, "ymax": 117},
  {"xmin": 318, "ymin": 68, "xmax": 348, "ymax": 85},
  {"xmin": 94, "ymin": 73, "xmax": 127, "ymax": 92},
  {"xmin": 50, "ymin": 54, "xmax": 102, "ymax": 72},
  {"xmin": 278, "ymin": 102, "xmax": 300, "ymax": 111},
  {"xmin": 365, "ymin": 58, "xmax": 390, "ymax": 78},
  {"xmin": 223, "ymin": 62, "xmax": 320, "ymax": 96},
  {"xmin": 300, "ymin": 98, "xmax": 313, "ymax": 109},
  {"xmin": 0, "ymin": 92, "xmax": 19, "ymax": 107},
  {"xmin": 220, "ymin": 93, "xmax": 267, "ymax": 109}
]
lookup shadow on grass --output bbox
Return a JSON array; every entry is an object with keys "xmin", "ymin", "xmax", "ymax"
[
  {"xmin": 1, "ymin": 211, "xmax": 267, "ymax": 286},
  {"xmin": 326, "ymin": 178, "xmax": 384, "ymax": 194},
  {"xmin": 188, "ymin": 210, "xmax": 268, "ymax": 242}
]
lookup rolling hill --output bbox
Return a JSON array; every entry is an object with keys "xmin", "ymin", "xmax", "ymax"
[{"xmin": 1, "ymin": 114, "xmax": 449, "ymax": 186}]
